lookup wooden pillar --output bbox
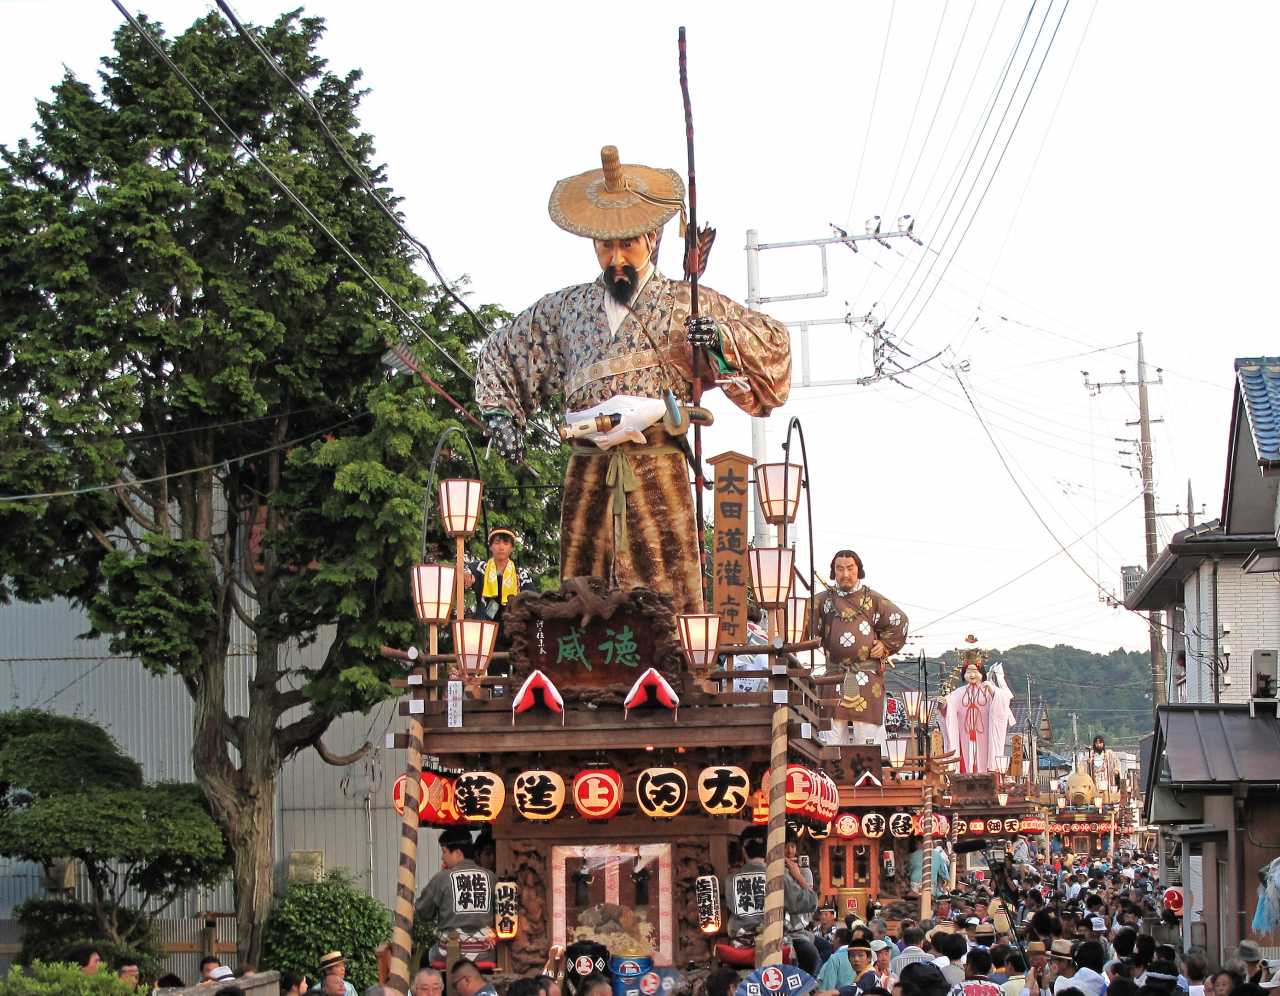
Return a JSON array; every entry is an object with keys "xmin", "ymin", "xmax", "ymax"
[{"xmin": 388, "ymin": 651, "xmax": 429, "ymax": 993}]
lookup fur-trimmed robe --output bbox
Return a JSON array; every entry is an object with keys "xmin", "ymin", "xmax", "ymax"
[{"xmin": 475, "ymin": 269, "xmax": 791, "ymax": 613}]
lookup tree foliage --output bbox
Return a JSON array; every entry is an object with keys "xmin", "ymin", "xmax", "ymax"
[
  {"xmin": 0, "ymin": 962, "xmax": 135, "ymax": 996},
  {"xmin": 11, "ymin": 899, "xmax": 166, "ymax": 984},
  {"xmin": 0, "ymin": 711, "xmax": 229, "ymax": 950},
  {"xmin": 0, "ymin": 9, "xmax": 563, "ymax": 958},
  {"xmin": 260, "ymin": 870, "xmax": 392, "ymax": 992}
]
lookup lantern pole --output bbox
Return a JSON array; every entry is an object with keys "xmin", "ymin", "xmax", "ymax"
[
  {"xmin": 920, "ymin": 652, "xmax": 932, "ymax": 921},
  {"xmin": 390, "ymin": 426, "xmax": 485, "ymax": 992}
]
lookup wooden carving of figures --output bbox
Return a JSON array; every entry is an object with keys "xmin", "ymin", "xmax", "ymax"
[
  {"xmin": 475, "ymin": 146, "xmax": 791, "ymax": 613},
  {"xmin": 939, "ymin": 638, "xmax": 1015, "ymax": 774},
  {"xmin": 813, "ymin": 549, "xmax": 909, "ymax": 749}
]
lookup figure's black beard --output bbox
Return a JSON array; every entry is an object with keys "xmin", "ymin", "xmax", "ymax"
[
  {"xmin": 1093, "ymin": 743, "xmax": 1105, "ymax": 753},
  {"xmin": 603, "ymin": 264, "xmax": 639, "ymax": 304}
]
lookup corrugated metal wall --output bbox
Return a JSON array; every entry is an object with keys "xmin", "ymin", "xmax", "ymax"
[{"xmin": 0, "ymin": 597, "xmax": 439, "ymax": 930}]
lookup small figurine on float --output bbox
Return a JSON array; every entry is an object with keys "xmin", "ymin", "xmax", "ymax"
[
  {"xmin": 938, "ymin": 636, "xmax": 1015, "ymax": 774},
  {"xmin": 813, "ymin": 549, "xmax": 910, "ymax": 749},
  {"xmin": 474, "ymin": 146, "xmax": 791, "ymax": 612}
]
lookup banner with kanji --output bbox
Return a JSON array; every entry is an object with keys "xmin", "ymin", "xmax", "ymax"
[{"xmin": 707, "ymin": 451, "xmax": 755, "ymax": 645}]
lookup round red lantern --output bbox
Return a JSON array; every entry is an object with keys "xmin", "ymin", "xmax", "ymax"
[
  {"xmin": 420, "ymin": 771, "xmax": 458, "ymax": 825},
  {"xmin": 573, "ymin": 768, "xmax": 623, "ymax": 820},
  {"xmin": 392, "ymin": 773, "xmax": 429, "ymax": 819},
  {"xmin": 835, "ymin": 813, "xmax": 860, "ymax": 838},
  {"xmin": 785, "ymin": 765, "xmax": 817, "ymax": 816}
]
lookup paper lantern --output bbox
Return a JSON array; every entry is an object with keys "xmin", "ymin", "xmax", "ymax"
[
  {"xmin": 453, "ymin": 619, "xmax": 499, "ymax": 681},
  {"xmin": 410, "ymin": 563, "xmax": 456, "ymax": 625},
  {"xmin": 695, "ymin": 874, "xmax": 722, "ymax": 933},
  {"xmin": 889, "ymin": 812, "xmax": 914, "ymax": 838},
  {"xmin": 438, "ymin": 478, "xmax": 483, "ymax": 537},
  {"xmin": 901, "ymin": 689, "xmax": 923, "ymax": 721},
  {"xmin": 636, "ymin": 767, "xmax": 688, "ymax": 818},
  {"xmin": 862, "ymin": 812, "xmax": 887, "ymax": 838},
  {"xmin": 747, "ymin": 547, "xmax": 794, "ymax": 607},
  {"xmin": 933, "ymin": 813, "xmax": 951, "ymax": 836},
  {"xmin": 970, "ymin": 819, "xmax": 986, "ymax": 833},
  {"xmin": 455, "ymin": 771, "xmax": 505, "ymax": 822},
  {"xmin": 784, "ymin": 595, "xmax": 810, "ymax": 646},
  {"xmin": 885, "ymin": 738, "xmax": 908, "ymax": 768},
  {"xmin": 392, "ymin": 773, "xmax": 429, "ymax": 818},
  {"xmin": 512, "ymin": 770, "xmax": 565, "ymax": 821},
  {"xmin": 495, "ymin": 878, "xmax": 519, "ymax": 939},
  {"xmin": 421, "ymin": 771, "xmax": 458, "ymax": 825},
  {"xmin": 573, "ymin": 768, "xmax": 623, "ymax": 820},
  {"xmin": 785, "ymin": 766, "xmax": 817, "ymax": 816},
  {"xmin": 953, "ymin": 818, "xmax": 969, "ymax": 835},
  {"xmin": 816, "ymin": 772, "xmax": 839, "ymax": 821},
  {"xmin": 755, "ymin": 463, "xmax": 804, "ymax": 525},
  {"xmin": 677, "ymin": 614, "xmax": 722, "ymax": 673},
  {"xmin": 752, "ymin": 778, "xmax": 769, "ymax": 825},
  {"xmin": 697, "ymin": 765, "xmax": 750, "ymax": 816},
  {"xmin": 997, "ymin": 792, "xmax": 1009, "ymax": 807},
  {"xmin": 809, "ymin": 822, "xmax": 831, "ymax": 840},
  {"xmin": 1004, "ymin": 817, "xmax": 1020, "ymax": 833},
  {"xmin": 835, "ymin": 813, "xmax": 860, "ymax": 838}
]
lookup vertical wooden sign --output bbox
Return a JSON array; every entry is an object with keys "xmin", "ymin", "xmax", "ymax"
[{"xmin": 707, "ymin": 451, "xmax": 755, "ymax": 645}]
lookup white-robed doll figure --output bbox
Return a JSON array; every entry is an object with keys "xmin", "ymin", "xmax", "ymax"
[{"xmin": 939, "ymin": 638, "xmax": 1015, "ymax": 774}]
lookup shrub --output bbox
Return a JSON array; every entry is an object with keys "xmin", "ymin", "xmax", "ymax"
[
  {"xmin": 0, "ymin": 961, "xmax": 135, "ymax": 995},
  {"xmin": 260, "ymin": 869, "xmax": 392, "ymax": 990},
  {"xmin": 12, "ymin": 898, "xmax": 165, "ymax": 982}
]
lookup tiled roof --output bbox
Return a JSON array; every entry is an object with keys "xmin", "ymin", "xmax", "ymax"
[{"xmin": 1236, "ymin": 358, "xmax": 1280, "ymax": 466}]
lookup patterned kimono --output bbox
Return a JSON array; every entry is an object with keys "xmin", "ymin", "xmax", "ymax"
[
  {"xmin": 475, "ymin": 269, "xmax": 790, "ymax": 613},
  {"xmin": 815, "ymin": 585, "xmax": 909, "ymax": 723}
]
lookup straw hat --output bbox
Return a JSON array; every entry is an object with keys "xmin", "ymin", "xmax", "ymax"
[
  {"xmin": 1047, "ymin": 939, "xmax": 1076, "ymax": 961},
  {"xmin": 319, "ymin": 951, "xmax": 346, "ymax": 972},
  {"xmin": 549, "ymin": 146, "xmax": 686, "ymax": 241}
]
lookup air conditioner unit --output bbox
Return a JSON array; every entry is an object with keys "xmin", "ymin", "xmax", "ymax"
[
  {"xmin": 1121, "ymin": 565, "xmax": 1145, "ymax": 598},
  {"xmin": 1250, "ymin": 649, "xmax": 1279, "ymax": 717}
]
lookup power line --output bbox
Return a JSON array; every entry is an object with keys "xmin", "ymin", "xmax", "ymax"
[
  {"xmin": 1, "ymin": 415, "xmax": 362, "ymax": 502},
  {"xmin": 106, "ymin": 0, "xmax": 477, "ymax": 393},
  {"xmin": 210, "ymin": 0, "xmax": 494, "ymax": 341},
  {"xmin": 844, "ymin": 0, "xmax": 896, "ymax": 227}
]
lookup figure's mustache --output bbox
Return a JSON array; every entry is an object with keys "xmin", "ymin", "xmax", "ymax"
[{"xmin": 602, "ymin": 263, "xmax": 639, "ymax": 304}]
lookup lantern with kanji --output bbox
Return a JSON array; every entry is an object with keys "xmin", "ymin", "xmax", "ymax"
[
  {"xmin": 697, "ymin": 765, "xmax": 750, "ymax": 816},
  {"xmin": 785, "ymin": 765, "xmax": 817, "ymax": 817},
  {"xmin": 695, "ymin": 874, "xmax": 722, "ymax": 933},
  {"xmin": 953, "ymin": 818, "xmax": 969, "ymax": 835},
  {"xmin": 861, "ymin": 812, "xmax": 887, "ymax": 838},
  {"xmin": 835, "ymin": 813, "xmax": 860, "ymax": 838},
  {"xmin": 421, "ymin": 771, "xmax": 458, "ymax": 825},
  {"xmin": 495, "ymin": 878, "xmax": 520, "ymax": 939},
  {"xmin": 969, "ymin": 819, "xmax": 986, "ymax": 833},
  {"xmin": 1004, "ymin": 817, "xmax": 1020, "ymax": 833},
  {"xmin": 573, "ymin": 768, "xmax": 623, "ymax": 820},
  {"xmin": 513, "ymin": 769, "xmax": 565, "ymax": 821},
  {"xmin": 455, "ymin": 771, "xmax": 505, "ymax": 822},
  {"xmin": 751, "ymin": 772, "xmax": 769, "ymax": 825},
  {"xmin": 888, "ymin": 812, "xmax": 914, "ymax": 838},
  {"xmin": 636, "ymin": 767, "xmax": 688, "ymax": 819},
  {"xmin": 810, "ymin": 822, "xmax": 831, "ymax": 840}
]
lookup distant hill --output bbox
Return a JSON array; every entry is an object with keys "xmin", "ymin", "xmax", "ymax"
[{"xmin": 921, "ymin": 644, "xmax": 1155, "ymax": 751}]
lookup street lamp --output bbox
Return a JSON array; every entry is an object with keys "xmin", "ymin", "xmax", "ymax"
[
  {"xmin": 994, "ymin": 755, "xmax": 1011, "ymax": 775},
  {"xmin": 438, "ymin": 478, "xmax": 484, "ymax": 537},
  {"xmin": 754, "ymin": 463, "xmax": 804, "ymax": 525},
  {"xmin": 885, "ymin": 738, "xmax": 908, "ymax": 769},
  {"xmin": 748, "ymin": 547, "xmax": 795, "ymax": 607},
  {"xmin": 677, "ymin": 614, "xmax": 722, "ymax": 675},
  {"xmin": 1094, "ymin": 795, "xmax": 1104, "ymax": 813},
  {"xmin": 997, "ymin": 792, "xmax": 1009, "ymax": 807},
  {"xmin": 901, "ymin": 689, "xmax": 923, "ymax": 721}
]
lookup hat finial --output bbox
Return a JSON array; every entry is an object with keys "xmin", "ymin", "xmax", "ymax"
[{"xmin": 601, "ymin": 146, "xmax": 625, "ymax": 193}]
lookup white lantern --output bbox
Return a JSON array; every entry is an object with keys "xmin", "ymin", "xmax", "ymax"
[
  {"xmin": 438, "ymin": 478, "xmax": 484, "ymax": 537},
  {"xmin": 453, "ymin": 619, "xmax": 498, "ymax": 680},
  {"xmin": 677, "ymin": 614, "xmax": 722, "ymax": 673},
  {"xmin": 885, "ymin": 738, "xmax": 908, "ymax": 768},
  {"xmin": 748, "ymin": 547, "xmax": 794, "ymax": 608},
  {"xmin": 784, "ymin": 596, "xmax": 810, "ymax": 646},
  {"xmin": 755, "ymin": 463, "xmax": 804, "ymax": 525},
  {"xmin": 994, "ymin": 755, "xmax": 1011, "ymax": 775},
  {"xmin": 901, "ymin": 689, "xmax": 923, "ymax": 721},
  {"xmin": 997, "ymin": 792, "xmax": 1009, "ymax": 807},
  {"xmin": 410, "ymin": 563, "xmax": 456, "ymax": 625}
]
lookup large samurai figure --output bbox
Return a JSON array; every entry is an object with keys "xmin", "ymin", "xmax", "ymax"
[{"xmin": 475, "ymin": 146, "xmax": 791, "ymax": 612}]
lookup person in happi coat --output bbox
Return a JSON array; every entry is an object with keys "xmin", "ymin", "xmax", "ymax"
[
  {"xmin": 938, "ymin": 638, "xmax": 1015, "ymax": 774},
  {"xmin": 813, "ymin": 549, "xmax": 909, "ymax": 748},
  {"xmin": 475, "ymin": 146, "xmax": 791, "ymax": 613},
  {"xmin": 464, "ymin": 525, "xmax": 537, "ymax": 665},
  {"xmin": 416, "ymin": 827, "xmax": 496, "ymax": 968}
]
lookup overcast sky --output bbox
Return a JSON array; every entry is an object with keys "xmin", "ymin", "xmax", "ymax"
[{"xmin": 3, "ymin": 1, "xmax": 1277, "ymax": 679}]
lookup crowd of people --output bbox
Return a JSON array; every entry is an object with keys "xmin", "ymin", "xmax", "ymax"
[{"xmin": 708, "ymin": 835, "xmax": 1274, "ymax": 996}]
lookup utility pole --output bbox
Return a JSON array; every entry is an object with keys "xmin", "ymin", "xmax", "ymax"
[
  {"xmin": 1084, "ymin": 332, "xmax": 1167, "ymax": 709},
  {"xmin": 745, "ymin": 230, "xmax": 770, "ymax": 547}
]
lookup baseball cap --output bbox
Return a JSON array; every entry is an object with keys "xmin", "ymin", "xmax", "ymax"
[{"xmin": 870, "ymin": 940, "xmax": 890, "ymax": 952}]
